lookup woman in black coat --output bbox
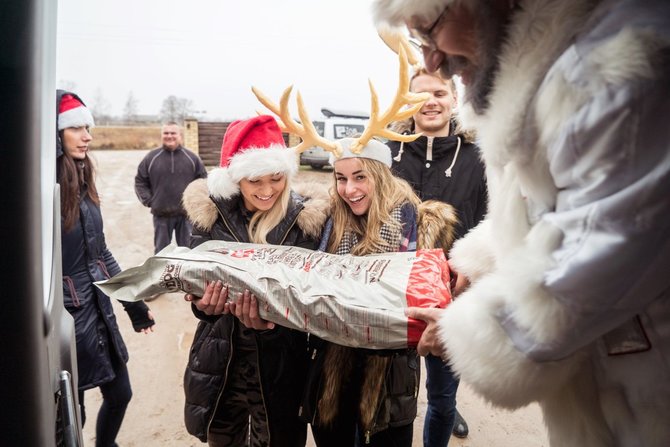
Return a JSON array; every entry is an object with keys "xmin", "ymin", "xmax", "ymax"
[
  {"xmin": 56, "ymin": 90, "xmax": 155, "ymax": 447},
  {"xmin": 181, "ymin": 115, "xmax": 329, "ymax": 446}
]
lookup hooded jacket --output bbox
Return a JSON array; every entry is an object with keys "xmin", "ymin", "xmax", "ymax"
[
  {"xmin": 388, "ymin": 121, "xmax": 487, "ymax": 240},
  {"xmin": 181, "ymin": 178, "xmax": 329, "ymax": 445},
  {"xmin": 57, "ymin": 90, "xmax": 153, "ymax": 390}
]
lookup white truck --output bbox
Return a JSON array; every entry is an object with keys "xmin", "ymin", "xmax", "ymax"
[{"xmin": 299, "ymin": 108, "xmax": 369, "ymax": 170}]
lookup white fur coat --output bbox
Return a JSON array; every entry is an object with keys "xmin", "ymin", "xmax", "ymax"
[{"xmin": 405, "ymin": 0, "xmax": 670, "ymax": 445}]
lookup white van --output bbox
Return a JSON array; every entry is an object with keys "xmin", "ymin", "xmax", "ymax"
[{"xmin": 300, "ymin": 108, "xmax": 369, "ymax": 170}]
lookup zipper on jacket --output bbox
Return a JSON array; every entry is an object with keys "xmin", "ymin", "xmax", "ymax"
[
  {"xmin": 309, "ymin": 346, "xmax": 319, "ymax": 424},
  {"xmin": 206, "ymin": 323, "xmax": 236, "ymax": 439},
  {"xmin": 215, "ymin": 203, "xmax": 242, "ymax": 243},
  {"xmin": 426, "ymin": 136, "xmax": 434, "ymax": 161},
  {"xmin": 414, "ymin": 366, "xmax": 419, "ymax": 398},
  {"xmin": 255, "ymin": 340, "xmax": 271, "ymax": 445},
  {"xmin": 364, "ymin": 353, "xmax": 397, "ymax": 443},
  {"xmin": 204, "ymin": 204, "xmax": 239, "ymax": 440},
  {"xmin": 298, "ymin": 346, "xmax": 319, "ymax": 424},
  {"xmin": 278, "ymin": 204, "xmax": 302, "ymax": 245}
]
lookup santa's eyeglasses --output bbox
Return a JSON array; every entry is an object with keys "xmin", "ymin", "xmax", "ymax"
[{"xmin": 408, "ymin": 6, "xmax": 450, "ymax": 51}]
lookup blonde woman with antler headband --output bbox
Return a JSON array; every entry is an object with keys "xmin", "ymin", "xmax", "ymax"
[{"xmin": 242, "ymin": 46, "xmax": 456, "ymax": 446}]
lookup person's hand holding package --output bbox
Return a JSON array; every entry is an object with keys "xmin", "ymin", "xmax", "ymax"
[{"xmin": 184, "ymin": 280, "xmax": 229, "ymax": 316}]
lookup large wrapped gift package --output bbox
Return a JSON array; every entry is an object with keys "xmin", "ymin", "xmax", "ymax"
[{"xmin": 96, "ymin": 241, "xmax": 451, "ymax": 349}]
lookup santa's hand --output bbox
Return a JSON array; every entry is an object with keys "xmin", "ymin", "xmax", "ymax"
[
  {"xmin": 448, "ymin": 267, "xmax": 470, "ymax": 298},
  {"xmin": 405, "ymin": 307, "xmax": 447, "ymax": 358}
]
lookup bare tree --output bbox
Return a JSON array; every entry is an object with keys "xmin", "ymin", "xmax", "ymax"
[
  {"xmin": 90, "ymin": 87, "xmax": 112, "ymax": 125},
  {"xmin": 123, "ymin": 91, "xmax": 139, "ymax": 124},
  {"xmin": 160, "ymin": 95, "xmax": 194, "ymax": 123}
]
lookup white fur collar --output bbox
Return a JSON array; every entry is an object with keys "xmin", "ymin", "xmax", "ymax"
[{"xmin": 460, "ymin": 0, "xmax": 598, "ymax": 170}]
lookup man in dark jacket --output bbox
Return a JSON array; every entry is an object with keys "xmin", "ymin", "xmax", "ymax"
[
  {"xmin": 388, "ymin": 68, "xmax": 487, "ymax": 446},
  {"xmin": 134, "ymin": 122, "xmax": 207, "ymax": 253}
]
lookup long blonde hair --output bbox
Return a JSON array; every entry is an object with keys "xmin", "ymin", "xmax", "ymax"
[
  {"xmin": 246, "ymin": 178, "xmax": 292, "ymax": 244},
  {"xmin": 327, "ymin": 158, "xmax": 419, "ymax": 255}
]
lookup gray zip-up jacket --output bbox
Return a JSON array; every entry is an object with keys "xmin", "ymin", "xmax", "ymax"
[{"xmin": 134, "ymin": 146, "xmax": 207, "ymax": 217}]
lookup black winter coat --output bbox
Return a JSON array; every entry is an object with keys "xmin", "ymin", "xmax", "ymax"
[
  {"xmin": 61, "ymin": 192, "xmax": 152, "ymax": 390},
  {"xmin": 182, "ymin": 180, "xmax": 329, "ymax": 445},
  {"xmin": 388, "ymin": 134, "xmax": 487, "ymax": 239}
]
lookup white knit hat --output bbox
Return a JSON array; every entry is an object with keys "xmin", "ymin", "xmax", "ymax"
[{"xmin": 328, "ymin": 137, "xmax": 393, "ymax": 167}]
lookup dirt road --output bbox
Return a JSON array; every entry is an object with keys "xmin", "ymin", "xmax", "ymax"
[{"xmin": 86, "ymin": 149, "xmax": 549, "ymax": 446}]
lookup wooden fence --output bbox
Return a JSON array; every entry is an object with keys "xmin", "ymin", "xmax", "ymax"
[{"xmin": 187, "ymin": 120, "xmax": 292, "ymax": 167}]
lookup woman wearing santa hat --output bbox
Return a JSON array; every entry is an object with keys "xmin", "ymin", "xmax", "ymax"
[
  {"xmin": 56, "ymin": 89, "xmax": 156, "ymax": 447},
  {"xmin": 181, "ymin": 114, "xmax": 330, "ymax": 446}
]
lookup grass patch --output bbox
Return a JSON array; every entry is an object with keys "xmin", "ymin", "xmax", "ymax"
[{"xmin": 90, "ymin": 126, "xmax": 162, "ymax": 150}]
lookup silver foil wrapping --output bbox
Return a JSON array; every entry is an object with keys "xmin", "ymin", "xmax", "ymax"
[{"xmin": 96, "ymin": 241, "xmax": 451, "ymax": 349}]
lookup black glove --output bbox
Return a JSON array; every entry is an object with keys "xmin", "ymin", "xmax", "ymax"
[{"xmin": 121, "ymin": 300, "xmax": 155, "ymax": 332}]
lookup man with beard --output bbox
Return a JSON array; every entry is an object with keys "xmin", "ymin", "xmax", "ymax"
[{"xmin": 374, "ymin": 0, "xmax": 670, "ymax": 446}]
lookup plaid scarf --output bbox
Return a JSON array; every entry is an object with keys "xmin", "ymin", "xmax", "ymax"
[{"xmin": 321, "ymin": 203, "xmax": 417, "ymax": 255}]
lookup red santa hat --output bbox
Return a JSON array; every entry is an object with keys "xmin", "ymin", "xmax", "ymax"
[
  {"xmin": 207, "ymin": 115, "xmax": 298, "ymax": 199},
  {"xmin": 58, "ymin": 94, "xmax": 95, "ymax": 130}
]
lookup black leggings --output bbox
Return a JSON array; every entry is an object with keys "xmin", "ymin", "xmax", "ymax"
[{"xmin": 79, "ymin": 362, "xmax": 132, "ymax": 447}]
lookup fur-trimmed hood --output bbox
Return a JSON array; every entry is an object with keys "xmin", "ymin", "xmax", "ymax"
[
  {"xmin": 182, "ymin": 177, "xmax": 330, "ymax": 240},
  {"xmin": 417, "ymin": 200, "xmax": 458, "ymax": 255}
]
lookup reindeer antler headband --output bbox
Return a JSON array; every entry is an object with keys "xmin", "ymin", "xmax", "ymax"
[{"xmin": 252, "ymin": 45, "xmax": 429, "ymax": 163}]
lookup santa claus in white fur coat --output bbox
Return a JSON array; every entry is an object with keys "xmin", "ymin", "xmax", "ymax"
[{"xmin": 374, "ymin": 0, "xmax": 670, "ymax": 445}]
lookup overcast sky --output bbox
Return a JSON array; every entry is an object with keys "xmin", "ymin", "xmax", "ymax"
[{"xmin": 56, "ymin": 0, "xmax": 406, "ymax": 122}]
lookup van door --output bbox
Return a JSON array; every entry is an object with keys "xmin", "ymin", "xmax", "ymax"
[{"xmin": 0, "ymin": 1, "xmax": 82, "ymax": 445}]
